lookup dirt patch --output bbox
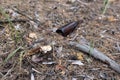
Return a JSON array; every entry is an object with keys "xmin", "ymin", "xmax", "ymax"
[{"xmin": 0, "ymin": 0, "xmax": 120, "ymax": 80}]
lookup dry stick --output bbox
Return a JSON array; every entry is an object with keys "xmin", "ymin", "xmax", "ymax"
[
  {"xmin": 12, "ymin": 8, "xmax": 40, "ymax": 24},
  {"xmin": 69, "ymin": 41, "xmax": 120, "ymax": 74},
  {"xmin": 1, "ymin": 62, "xmax": 16, "ymax": 80},
  {"xmin": 0, "ymin": 19, "xmax": 28, "ymax": 24}
]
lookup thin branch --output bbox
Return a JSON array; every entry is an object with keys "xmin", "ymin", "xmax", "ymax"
[
  {"xmin": 68, "ymin": 41, "xmax": 120, "ymax": 74},
  {"xmin": 12, "ymin": 8, "xmax": 40, "ymax": 24},
  {"xmin": 0, "ymin": 19, "xmax": 28, "ymax": 24},
  {"xmin": 1, "ymin": 62, "xmax": 16, "ymax": 80}
]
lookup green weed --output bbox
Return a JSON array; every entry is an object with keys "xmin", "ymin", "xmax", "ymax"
[
  {"xmin": 0, "ymin": 7, "xmax": 23, "ymax": 44},
  {"xmin": 4, "ymin": 46, "xmax": 22, "ymax": 62}
]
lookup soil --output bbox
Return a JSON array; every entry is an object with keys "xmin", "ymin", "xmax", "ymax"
[{"xmin": 0, "ymin": 0, "xmax": 120, "ymax": 80}]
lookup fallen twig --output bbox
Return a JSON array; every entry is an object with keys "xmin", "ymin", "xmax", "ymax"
[
  {"xmin": 1, "ymin": 68, "xmax": 13, "ymax": 80},
  {"xmin": 1, "ymin": 62, "xmax": 16, "ymax": 80},
  {"xmin": 0, "ymin": 19, "xmax": 28, "ymax": 24},
  {"xmin": 12, "ymin": 8, "xmax": 40, "ymax": 24},
  {"xmin": 77, "ymin": 0, "xmax": 90, "ymax": 6},
  {"xmin": 68, "ymin": 41, "xmax": 120, "ymax": 73}
]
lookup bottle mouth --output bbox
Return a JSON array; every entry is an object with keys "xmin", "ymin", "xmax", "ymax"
[
  {"xmin": 56, "ymin": 29, "xmax": 66, "ymax": 37},
  {"xmin": 56, "ymin": 21, "xmax": 80, "ymax": 37}
]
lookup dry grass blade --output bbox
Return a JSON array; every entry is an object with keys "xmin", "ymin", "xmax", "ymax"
[
  {"xmin": 19, "ymin": 51, "xmax": 24, "ymax": 70},
  {"xmin": 4, "ymin": 46, "xmax": 22, "ymax": 62},
  {"xmin": 102, "ymin": 0, "xmax": 110, "ymax": 14}
]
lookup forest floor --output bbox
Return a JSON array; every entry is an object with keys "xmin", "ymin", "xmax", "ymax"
[{"xmin": 0, "ymin": 0, "xmax": 120, "ymax": 80}]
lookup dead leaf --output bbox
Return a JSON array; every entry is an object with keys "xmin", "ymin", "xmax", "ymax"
[
  {"xmin": 107, "ymin": 16, "xmax": 118, "ymax": 22},
  {"xmin": 25, "ymin": 36, "xmax": 32, "ymax": 44},
  {"xmin": 41, "ymin": 45, "xmax": 52, "ymax": 53},
  {"xmin": 32, "ymin": 55, "xmax": 43, "ymax": 63},
  {"xmin": 77, "ymin": 53, "xmax": 84, "ymax": 60},
  {"xmin": 24, "ymin": 47, "xmax": 42, "ymax": 57},
  {"xmin": 109, "ymin": 0, "xmax": 116, "ymax": 2},
  {"xmin": 24, "ymin": 45, "xmax": 52, "ymax": 57},
  {"xmin": 29, "ymin": 32, "xmax": 37, "ymax": 39},
  {"xmin": 55, "ymin": 65, "xmax": 66, "ymax": 71},
  {"xmin": 60, "ymin": 70, "xmax": 65, "ymax": 75}
]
